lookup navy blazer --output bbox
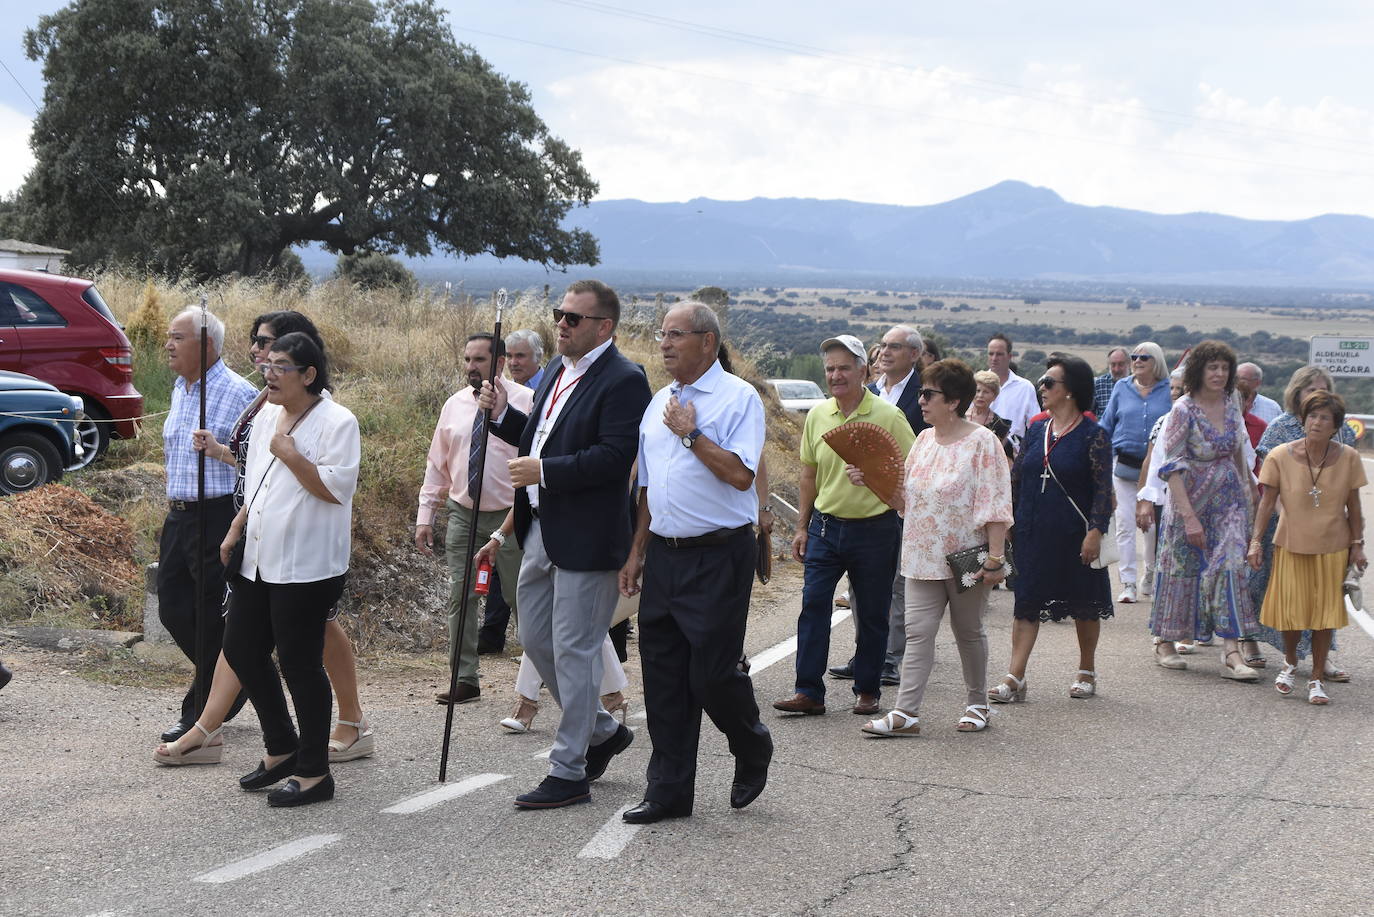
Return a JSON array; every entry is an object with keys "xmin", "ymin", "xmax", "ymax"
[
  {"xmin": 868, "ymin": 377, "xmax": 929, "ymax": 437},
  {"xmin": 491, "ymin": 343, "xmax": 651, "ymax": 571}
]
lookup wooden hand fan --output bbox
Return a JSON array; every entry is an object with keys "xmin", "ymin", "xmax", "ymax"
[{"xmin": 821, "ymin": 422, "xmax": 905, "ymax": 506}]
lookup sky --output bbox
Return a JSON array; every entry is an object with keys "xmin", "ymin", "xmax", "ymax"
[{"xmin": 2, "ymin": 0, "xmax": 1373, "ymax": 221}]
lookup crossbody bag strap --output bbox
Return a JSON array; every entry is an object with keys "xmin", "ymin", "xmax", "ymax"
[
  {"xmin": 242, "ymin": 397, "xmax": 325, "ymax": 515},
  {"xmin": 1045, "ymin": 460, "xmax": 1093, "ymax": 532}
]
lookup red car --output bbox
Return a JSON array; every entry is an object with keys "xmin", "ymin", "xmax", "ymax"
[{"xmin": 0, "ymin": 268, "xmax": 143, "ymax": 465}]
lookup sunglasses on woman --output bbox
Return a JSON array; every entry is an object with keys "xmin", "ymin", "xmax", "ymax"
[
  {"xmin": 1129, "ymin": 353, "xmax": 1153, "ymax": 362},
  {"xmin": 1036, "ymin": 376, "xmax": 1061, "ymax": 389},
  {"xmin": 552, "ymin": 308, "xmax": 611, "ymax": 328}
]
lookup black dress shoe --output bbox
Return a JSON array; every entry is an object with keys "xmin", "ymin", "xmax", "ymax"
[
  {"xmin": 827, "ymin": 661, "xmax": 856, "ymax": 679},
  {"xmin": 585, "ymin": 723, "xmax": 634, "ymax": 781},
  {"xmin": 880, "ymin": 664, "xmax": 901, "ymax": 687},
  {"xmin": 732, "ymin": 733, "xmax": 773, "ymax": 809},
  {"xmin": 160, "ymin": 720, "xmax": 193, "ymax": 743},
  {"xmin": 268, "ymin": 773, "xmax": 335, "ymax": 808},
  {"xmin": 622, "ymin": 800, "xmax": 690, "ymax": 824},
  {"xmin": 240, "ymin": 752, "xmax": 299, "ymax": 790},
  {"xmin": 0, "ymin": 661, "xmax": 12, "ymax": 691},
  {"xmin": 514, "ymin": 775, "xmax": 591, "ymax": 809},
  {"xmin": 476, "ymin": 639, "xmax": 504, "ymax": 656}
]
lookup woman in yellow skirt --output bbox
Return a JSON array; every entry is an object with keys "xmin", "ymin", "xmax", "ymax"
[{"xmin": 1247, "ymin": 390, "xmax": 1366, "ymax": 704}]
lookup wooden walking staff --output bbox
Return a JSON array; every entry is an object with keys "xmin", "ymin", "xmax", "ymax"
[
  {"xmin": 194, "ymin": 293, "xmax": 209, "ymax": 713},
  {"xmin": 438, "ymin": 288, "xmax": 506, "ymax": 782}
]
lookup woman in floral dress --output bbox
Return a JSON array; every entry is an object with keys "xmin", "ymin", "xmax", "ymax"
[{"xmin": 1149, "ymin": 340, "xmax": 1259, "ymax": 681}]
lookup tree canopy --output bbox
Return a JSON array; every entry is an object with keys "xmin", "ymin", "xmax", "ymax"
[{"xmin": 20, "ymin": 0, "xmax": 600, "ymax": 279}]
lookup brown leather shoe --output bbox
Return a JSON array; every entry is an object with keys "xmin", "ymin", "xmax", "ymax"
[
  {"xmin": 436, "ymin": 683, "xmax": 481, "ymax": 705},
  {"xmin": 772, "ymin": 693, "xmax": 826, "ymax": 715},
  {"xmin": 851, "ymin": 693, "xmax": 880, "ymax": 715}
]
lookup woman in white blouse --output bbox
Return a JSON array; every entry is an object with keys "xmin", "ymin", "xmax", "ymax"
[
  {"xmin": 848, "ymin": 359, "xmax": 1014, "ymax": 736},
  {"xmin": 221, "ymin": 332, "xmax": 360, "ymax": 808}
]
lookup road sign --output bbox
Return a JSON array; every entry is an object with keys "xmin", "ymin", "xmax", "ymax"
[{"xmin": 1310, "ymin": 336, "xmax": 1374, "ymax": 377}]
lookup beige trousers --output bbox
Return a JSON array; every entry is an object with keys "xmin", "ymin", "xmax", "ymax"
[{"xmin": 893, "ymin": 577, "xmax": 990, "ymax": 714}]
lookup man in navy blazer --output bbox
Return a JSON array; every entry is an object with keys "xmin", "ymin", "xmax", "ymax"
[
  {"xmin": 478, "ymin": 279, "xmax": 651, "ymax": 809},
  {"xmin": 830, "ymin": 324, "xmax": 930, "ymax": 686}
]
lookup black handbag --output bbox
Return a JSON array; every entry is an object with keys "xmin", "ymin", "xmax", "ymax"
[{"xmin": 946, "ymin": 542, "xmax": 1015, "ymax": 593}]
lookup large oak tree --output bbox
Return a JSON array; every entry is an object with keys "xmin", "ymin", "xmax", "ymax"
[{"xmin": 21, "ymin": 0, "xmax": 599, "ymax": 279}]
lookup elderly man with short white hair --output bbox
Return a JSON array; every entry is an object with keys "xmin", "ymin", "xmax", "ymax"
[
  {"xmin": 505, "ymin": 329, "xmax": 546, "ymax": 390},
  {"xmin": 156, "ymin": 306, "xmax": 258, "ymax": 745},
  {"xmin": 1236, "ymin": 362, "xmax": 1281, "ymax": 424}
]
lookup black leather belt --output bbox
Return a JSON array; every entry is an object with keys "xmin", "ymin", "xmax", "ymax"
[
  {"xmin": 816, "ymin": 509, "xmax": 896, "ymax": 524},
  {"xmin": 169, "ymin": 495, "xmax": 233, "ymax": 512},
  {"xmin": 654, "ymin": 524, "xmax": 751, "ymax": 548}
]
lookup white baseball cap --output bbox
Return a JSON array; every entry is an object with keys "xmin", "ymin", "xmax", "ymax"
[{"xmin": 820, "ymin": 334, "xmax": 866, "ymax": 362}]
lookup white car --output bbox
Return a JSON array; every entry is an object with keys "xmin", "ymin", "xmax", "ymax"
[{"xmin": 767, "ymin": 379, "xmax": 826, "ymax": 414}]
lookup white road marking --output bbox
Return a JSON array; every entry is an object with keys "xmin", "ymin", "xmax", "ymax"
[
  {"xmin": 748, "ymin": 609, "xmax": 851, "ymax": 676},
  {"xmin": 192, "ymin": 834, "xmax": 342, "ymax": 884},
  {"xmin": 532, "ymin": 745, "xmax": 552, "ymax": 759},
  {"xmin": 380, "ymin": 773, "xmax": 509, "ymax": 814},
  {"xmin": 577, "ymin": 805, "xmax": 641, "ymax": 859}
]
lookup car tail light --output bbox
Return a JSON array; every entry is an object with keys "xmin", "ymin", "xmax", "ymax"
[{"xmin": 100, "ymin": 347, "xmax": 134, "ymax": 379}]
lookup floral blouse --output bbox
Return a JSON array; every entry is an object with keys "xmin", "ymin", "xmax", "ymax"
[{"xmin": 900, "ymin": 424, "xmax": 1014, "ymax": 580}]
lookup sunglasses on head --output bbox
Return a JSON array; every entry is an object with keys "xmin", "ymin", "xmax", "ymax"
[{"xmin": 553, "ymin": 308, "xmax": 611, "ymax": 328}]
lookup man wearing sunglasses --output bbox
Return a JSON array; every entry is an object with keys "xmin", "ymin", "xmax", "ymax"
[{"xmin": 477, "ymin": 279, "xmax": 652, "ymax": 810}]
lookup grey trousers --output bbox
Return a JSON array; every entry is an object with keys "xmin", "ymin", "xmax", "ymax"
[
  {"xmin": 894, "ymin": 577, "xmax": 990, "ymax": 714},
  {"xmin": 884, "ymin": 569, "xmax": 906, "ymax": 667},
  {"xmin": 517, "ymin": 519, "xmax": 622, "ymax": 781}
]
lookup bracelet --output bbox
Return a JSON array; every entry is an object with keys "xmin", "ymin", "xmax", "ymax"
[
  {"xmin": 1352, "ymin": 539, "xmax": 1365, "ymax": 547},
  {"xmin": 982, "ymin": 561, "xmax": 1006, "ymax": 571},
  {"xmin": 490, "ymin": 530, "xmax": 507, "ymax": 546},
  {"xmin": 986, "ymin": 554, "xmax": 1005, "ymax": 565}
]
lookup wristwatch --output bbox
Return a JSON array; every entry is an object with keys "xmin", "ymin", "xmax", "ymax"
[{"xmin": 681, "ymin": 427, "xmax": 702, "ymax": 449}]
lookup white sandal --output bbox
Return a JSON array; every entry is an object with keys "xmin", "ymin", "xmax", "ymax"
[
  {"xmin": 1069, "ymin": 670, "xmax": 1097, "ymax": 699},
  {"xmin": 987, "ymin": 673, "xmax": 1026, "ymax": 704},
  {"xmin": 328, "ymin": 717, "xmax": 376, "ymax": 763},
  {"xmin": 1307, "ymin": 679, "xmax": 1330, "ymax": 706},
  {"xmin": 154, "ymin": 722, "xmax": 223, "ymax": 766},
  {"xmin": 861, "ymin": 709, "xmax": 921, "ymax": 737},
  {"xmin": 956, "ymin": 704, "xmax": 991, "ymax": 732},
  {"xmin": 1274, "ymin": 662, "xmax": 1297, "ymax": 696}
]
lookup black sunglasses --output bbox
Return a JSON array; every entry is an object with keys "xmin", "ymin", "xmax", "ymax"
[
  {"xmin": 250, "ymin": 334, "xmax": 277, "ymax": 348},
  {"xmin": 917, "ymin": 388, "xmax": 944, "ymax": 401},
  {"xmin": 553, "ymin": 308, "xmax": 611, "ymax": 328},
  {"xmin": 1037, "ymin": 375, "xmax": 1061, "ymax": 389},
  {"xmin": 1129, "ymin": 353, "xmax": 1153, "ymax": 362}
]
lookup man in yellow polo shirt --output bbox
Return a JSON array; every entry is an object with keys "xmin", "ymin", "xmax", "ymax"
[{"xmin": 773, "ymin": 335, "xmax": 916, "ymax": 716}]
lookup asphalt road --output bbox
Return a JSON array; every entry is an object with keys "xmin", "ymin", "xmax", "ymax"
[{"xmin": 7, "ymin": 471, "xmax": 1374, "ymax": 917}]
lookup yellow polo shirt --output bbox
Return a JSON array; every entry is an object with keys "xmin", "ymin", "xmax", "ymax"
[{"xmin": 800, "ymin": 389, "xmax": 916, "ymax": 519}]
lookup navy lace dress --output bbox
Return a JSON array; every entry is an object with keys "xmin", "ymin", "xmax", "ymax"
[{"xmin": 1012, "ymin": 418, "xmax": 1115, "ymax": 621}]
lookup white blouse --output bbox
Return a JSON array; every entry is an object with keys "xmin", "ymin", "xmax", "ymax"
[{"xmin": 240, "ymin": 397, "xmax": 360, "ymax": 584}]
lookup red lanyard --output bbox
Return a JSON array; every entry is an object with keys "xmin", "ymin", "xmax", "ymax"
[
  {"xmin": 1041, "ymin": 415, "xmax": 1081, "ymax": 491},
  {"xmin": 543, "ymin": 365, "xmax": 583, "ymax": 420}
]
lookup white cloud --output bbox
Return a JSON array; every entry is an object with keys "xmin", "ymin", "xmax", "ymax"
[
  {"xmin": 543, "ymin": 52, "xmax": 1374, "ymax": 220},
  {"xmin": 0, "ymin": 103, "xmax": 34, "ymax": 198}
]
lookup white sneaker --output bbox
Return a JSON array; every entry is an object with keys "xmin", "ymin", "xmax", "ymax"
[
  {"xmin": 1117, "ymin": 583, "xmax": 1137, "ymax": 604},
  {"xmin": 1140, "ymin": 570, "xmax": 1154, "ymax": 596}
]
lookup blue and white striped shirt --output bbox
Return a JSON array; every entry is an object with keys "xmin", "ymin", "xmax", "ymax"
[{"xmin": 163, "ymin": 361, "xmax": 258, "ymax": 500}]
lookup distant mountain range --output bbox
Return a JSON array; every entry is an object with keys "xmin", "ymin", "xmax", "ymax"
[{"xmin": 300, "ymin": 180, "xmax": 1374, "ymax": 288}]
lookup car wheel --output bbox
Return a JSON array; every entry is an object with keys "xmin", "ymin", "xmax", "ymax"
[
  {"xmin": 0, "ymin": 432, "xmax": 63, "ymax": 495},
  {"xmin": 68, "ymin": 410, "xmax": 105, "ymax": 471}
]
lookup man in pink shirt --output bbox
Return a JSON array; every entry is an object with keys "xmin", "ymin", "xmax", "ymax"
[{"xmin": 415, "ymin": 333, "xmax": 534, "ymax": 704}]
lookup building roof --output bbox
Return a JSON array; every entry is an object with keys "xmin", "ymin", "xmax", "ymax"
[{"xmin": 0, "ymin": 239, "xmax": 71, "ymax": 256}]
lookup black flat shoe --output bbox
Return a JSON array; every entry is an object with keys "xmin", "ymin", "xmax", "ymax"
[
  {"xmin": 585, "ymin": 723, "xmax": 634, "ymax": 782},
  {"xmin": 160, "ymin": 720, "xmax": 193, "ymax": 743},
  {"xmin": 267, "ymin": 774, "xmax": 335, "ymax": 808},
  {"xmin": 622, "ymin": 800, "xmax": 691, "ymax": 824},
  {"xmin": 0, "ymin": 661, "xmax": 12, "ymax": 691},
  {"xmin": 240, "ymin": 753, "xmax": 299, "ymax": 790}
]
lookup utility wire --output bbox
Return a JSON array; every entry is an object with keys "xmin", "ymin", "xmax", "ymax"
[
  {"xmin": 541, "ymin": 0, "xmax": 1373, "ymax": 157},
  {"xmin": 456, "ymin": 26, "xmax": 1369, "ymax": 180}
]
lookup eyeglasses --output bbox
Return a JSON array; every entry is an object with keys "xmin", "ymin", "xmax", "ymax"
[
  {"xmin": 654, "ymin": 329, "xmax": 709, "ymax": 342},
  {"xmin": 1036, "ymin": 376, "xmax": 1061, "ymax": 389},
  {"xmin": 1129, "ymin": 354, "xmax": 1153, "ymax": 362},
  {"xmin": 250, "ymin": 334, "xmax": 277, "ymax": 348},
  {"xmin": 261, "ymin": 362, "xmax": 306, "ymax": 377},
  {"xmin": 917, "ymin": 388, "xmax": 944, "ymax": 401},
  {"xmin": 553, "ymin": 308, "xmax": 612, "ymax": 328}
]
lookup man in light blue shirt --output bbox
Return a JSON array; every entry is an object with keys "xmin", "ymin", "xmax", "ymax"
[{"xmin": 617, "ymin": 302, "xmax": 772, "ymax": 824}]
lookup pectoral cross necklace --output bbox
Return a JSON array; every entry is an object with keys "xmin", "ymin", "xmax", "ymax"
[
  {"xmin": 1041, "ymin": 414, "xmax": 1081, "ymax": 492},
  {"xmin": 1303, "ymin": 440, "xmax": 1332, "ymax": 507}
]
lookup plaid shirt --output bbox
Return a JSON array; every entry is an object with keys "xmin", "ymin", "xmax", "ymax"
[
  {"xmin": 163, "ymin": 361, "xmax": 259, "ymax": 500},
  {"xmin": 1092, "ymin": 372, "xmax": 1120, "ymax": 418}
]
